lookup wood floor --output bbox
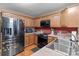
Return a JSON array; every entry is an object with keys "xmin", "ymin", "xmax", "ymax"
[{"xmin": 16, "ymin": 44, "xmax": 37, "ymax": 56}]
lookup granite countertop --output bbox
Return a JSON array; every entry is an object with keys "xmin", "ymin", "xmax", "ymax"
[
  {"xmin": 31, "ymin": 34, "xmax": 79, "ymax": 56},
  {"xmin": 31, "ymin": 46, "xmax": 68, "ymax": 56},
  {"xmin": 31, "ymin": 39, "xmax": 68, "ymax": 56}
]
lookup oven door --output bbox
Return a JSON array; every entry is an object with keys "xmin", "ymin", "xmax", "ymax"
[{"xmin": 37, "ymin": 34, "xmax": 48, "ymax": 48}]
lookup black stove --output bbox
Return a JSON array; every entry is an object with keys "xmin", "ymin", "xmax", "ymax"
[{"xmin": 37, "ymin": 34, "xmax": 48, "ymax": 48}]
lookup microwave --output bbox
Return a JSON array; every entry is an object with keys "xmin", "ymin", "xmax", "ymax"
[{"xmin": 40, "ymin": 20, "xmax": 50, "ymax": 27}]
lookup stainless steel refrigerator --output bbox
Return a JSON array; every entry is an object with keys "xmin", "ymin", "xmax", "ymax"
[{"xmin": 1, "ymin": 17, "xmax": 24, "ymax": 56}]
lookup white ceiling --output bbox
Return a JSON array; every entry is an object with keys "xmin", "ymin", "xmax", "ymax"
[{"xmin": 0, "ymin": 3, "xmax": 78, "ymax": 17}]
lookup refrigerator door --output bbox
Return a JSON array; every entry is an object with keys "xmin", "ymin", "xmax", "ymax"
[
  {"xmin": 1, "ymin": 17, "xmax": 24, "ymax": 56},
  {"xmin": 1, "ymin": 17, "xmax": 15, "ymax": 56},
  {"xmin": 14, "ymin": 19, "xmax": 24, "ymax": 54}
]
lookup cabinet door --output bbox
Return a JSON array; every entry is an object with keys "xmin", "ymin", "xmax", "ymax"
[
  {"xmin": 50, "ymin": 13, "xmax": 61, "ymax": 27},
  {"xmin": 29, "ymin": 35, "xmax": 35, "ymax": 45},
  {"xmin": 25, "ymin": 34, "xmax": 37, "ymax": 47},
  {"xmin": 61, "ymin": 6, "xmax": 79, "ymax": 27},
  {"xmin": 25, "ymin": 36, "xmax": 30, "ymax": 47},
  {"xmin": 34, "ymin": 19, "xmax": 40, "ymax": 27},
  {"xmin": 25, "ymin": 18, "xmax": 33, "ymax": 27},
  {"xmin": 25, "ymin": 19, "xmax": 30, "ymax": 27},
  {"xmin": 60, "ymin": 10, "xmax": 66, "ymax": 27},
  {"xmin": 34, "ymin": 35, "xmax": 38, "ymax": 45},
  {"xmin": 30, "ymin": 19, "xmax": 34, "ymax": 27}
]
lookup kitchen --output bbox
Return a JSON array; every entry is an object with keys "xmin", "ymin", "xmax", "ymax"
[{"xmin": 0, "ymin": 3, "xmax": 79, "ymax": 56}]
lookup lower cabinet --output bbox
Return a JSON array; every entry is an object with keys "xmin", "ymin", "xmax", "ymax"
[
  {"xmin": 29, "ymin": 35, "xmax": 35, "ymax": 45},
  {"xmin": 25, "ymin": 36, "xmax": 29, "ymax": 47},
  {"xmin": 25, "ymin": 34, "xmax": 37, "ymax": 47}
]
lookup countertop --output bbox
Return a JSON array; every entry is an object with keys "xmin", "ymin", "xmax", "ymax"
[
  {"xmin": 31, "ymin": 39, "xmax": 68, "ymax": 56},
  {"xmin": 31, "ymin": 47, "xmax": 67, "ymax": 56},
  {"xmin": 25, "ymin": 31, "xmax": 43, "ymax": 35}
]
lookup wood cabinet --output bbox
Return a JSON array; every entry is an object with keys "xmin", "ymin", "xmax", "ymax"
[
  {"xmin": 61, "ymin": 6, "xmax": 79, "ymax": 27},
  {"xmin": 33, "ymin": 18, "xmax": 41, "ymax": 27},
  {"xmin": 25, "ymin": 33, "xmax": 37, "ymax": 47},
  {"xmin": 60, "ymin": 9, "xmax": 66, "ymax": 27},
  {"xmin": 50, "ymin": 13, "xmax": 61, "ymax": 27},
  {"xmin": 25, "ymin": 18, "xmax": 34, "ymax": 27},
  {"xmin": 25, "ymin": 35, "xmax": 29, "ymax": 47},
  {"xmin": 34, "ymin": 35, "xmax": 38, "ymax": 45},
  {"xmin": 29, "ymin": 35, "xmax": 35, "ymax": 45}
]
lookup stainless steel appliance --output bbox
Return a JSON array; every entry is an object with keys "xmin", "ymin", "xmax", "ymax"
[{"xmin": 1, "ymin": 17, "xmax": 24, "ymax": 56}]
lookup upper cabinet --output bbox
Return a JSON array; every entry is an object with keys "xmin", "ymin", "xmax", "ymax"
[
  {"xmin": 61, "ymin": 6, "xmax": 79, "ymax": 27},
  {"xmin": 33, "ymin": 18, "xmax": 41, "ymax": 27},
  {"xmin": 50, "ymin": 13, "xmax": 61, "ymax": 27},
  {"xmin": 25, "ymin": 18, "xmax": 34, "ymax": 27}
]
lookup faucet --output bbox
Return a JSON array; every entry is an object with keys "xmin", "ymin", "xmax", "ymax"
[{"xmin": 69, "ymin": 33, "xmax": 79, "ymax": 55}]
